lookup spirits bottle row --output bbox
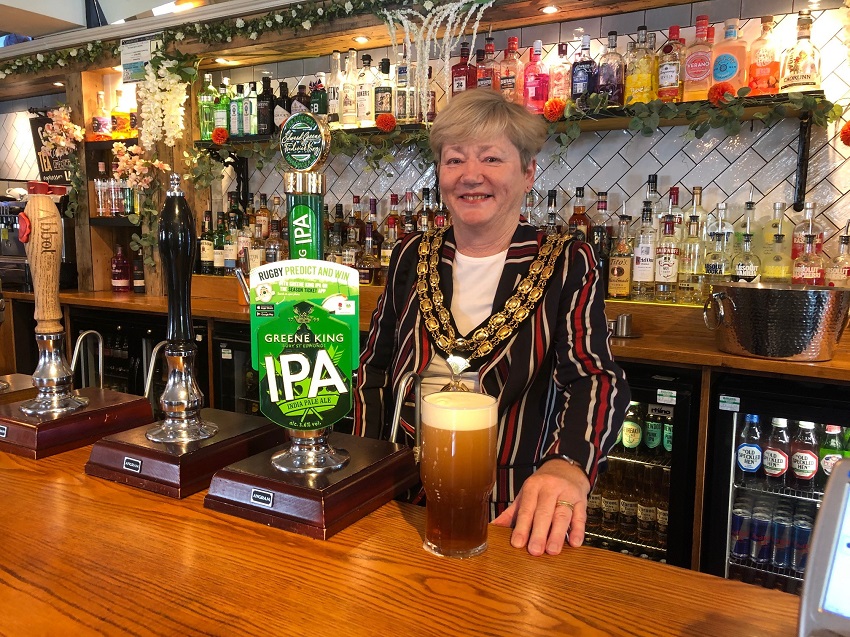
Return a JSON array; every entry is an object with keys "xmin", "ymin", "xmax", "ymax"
[
  {"xmin": 110, "ymin": 244, "xmax": 145, "ymax": 294},
  {"xmin": 88, "ymin": 88, "xmax": 139, "ymax": 142},
  {"xmin": 93, "ymin": 161, "xmax": 138, "ymax": 217}
]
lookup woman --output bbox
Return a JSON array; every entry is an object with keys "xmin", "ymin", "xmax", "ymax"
[{"xmin": 354, "ymin": 89, "xmax": 629, "ymax": 556}]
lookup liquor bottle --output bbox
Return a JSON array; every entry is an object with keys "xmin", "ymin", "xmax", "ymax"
[
  {"xmin": 132, "ymin": 248, "xmax": 145, "ymax": 294},
  {"xmin": 274, "ymin": 81, "xmax": 292, "ymax": 131},
  {"xmin": 761, "ymin": 233, "xmax": 793, "ymax": 283},
  {"xmin": 236, "ymin": 215, "xmax": 252, "ymax": 272},
  {"xmin": 643, "ymin": 409, "xmax": 664, "ymax": 457},
  {"xmin": 631, "ymin": 205, "xmax": 656, "ymax": 301},
  {"xmin": 662, "ymin": 412, "xmax": 673, "ymax": 460},
  {"xmin": 621, "ymin": 402, "xmax": 644, "ymax": 458},
  {"xmin": 733, "ymin": 196, "xmax": 762, "ymax": 257},
  {"xmin": 764, "ymin": 417, "xmax": 790, "ymax": 488},
  {"xmin": 732, "ymin": 234, "xmax": 760, "ymax": 282},
  {"xmin": 549, "ymin": 43, "xmax": 571, "ymax": 101},
  {"xmin": 708, "ymin": 202, "xmax": 734, "ymax": 260},
  {"xmin": 356, "ymin": 55, "xmax": 377, "ymax": 127},
  {"xmin": 571, "ymin": 35, "xmax": 597, "ymax": 109},
  {"xmin": 356, "ymin": 222, "xmax": 381, "ymax": 285},
  {"xmin": 198, "ymin": 73, "xmax": 218, "ymax": 140},
  {"xmin": 127, "ymin": 90, "xmax": 138, "ymax": 139},
  {"xmin": 264, "ymin": 218, "xmax": 285, "ymax": 264},
  {"xmin": 420, "ymin": 65, "xmax": 437, "ymax": 124},
  {"xmin": 711, "ymin": 19, "xmax": 749, "ymax": 93},
  {"xmin": 759, "ymin": 202, "xmax": 786, "ymax": 261},
  {"xmin": 200, "ymin": 211, "xmax": 214, "ymax": 275},
  {"xmin": 704, "ymin": 232, "xmax": 731, "ymax": 291},
  {"xmin": 667, "ymin": 186, "xmax": 684, "ymax": 240},
  {"xmin": 624, "ymin": 26, "xmax": 655, "ymax": 105},
  {"xmin": 248, "ymin": 222, "xmax": 265, "ymax": 271},
  {"xmin": 748, "ymin": 16, "xmax": 780, "ymax": 96},
  {"xmin": 597, "ymin": 31, "xmax": 625, "ymax": 106},
  {"xmin": 600, "ymin": 464, "xmax": 621, "ymax": 533},
  {"xmin": 657, "ymin": 26, "xmax": 683, "ymax": 103},
  {"xmin": 367, "ymin": 197, "xmax": 384, "ymax": 253},
  {"xmin": 648, "ymin": 32, "xmax": 659, "ymax": 100},
  {"xmin": 791, "ymin": 202, "xmax": 824, "ymax": 260},
  {"xmin": 214, "ymin": 83, "xmax": 230, "ymax": 131},
  {"xmin": 372, "ymin": 58, "xmax": 394, "ymax": 121},
  {"xmin": 111, "ymin": 89, "xmax": 130, "ymax": 139},
  {"xmin": 689, "ymin": 186, "xmax": 709, "ymax": 245},
  {"xmin": 500, "ymin": 36, "xmax": 524, "ymax": 105},
  {"xmin": 477, "ymin": 36, "xmax": 500, "ymax": 91},
  {"xmin": 636, "ymin": 464, "xmax": 658, "ymax": 543},
  {"xmin": 451, "ymin": 42, "xmax": 477, "ymax": 96},
  {"xmin": 418, "ymin": 187, "xmax": 435, "ymax": 233},
  {"xmin": 642, "ymin": 174, "xmax": 662, "ymax": 231},
  {"xmin": 792, "ymin": 234, "xmax": 825, "ymax": 285},
  {"xmin": 435, "ymin": 187, "xmax": 448, "ymax": 228},
  {"xmin": 544, "ymin": 189, "xmax": 560, "ymax": 236},
  {"xmin": 654, "ymin": 215, "xmax": 680, "ymax": 302},
  {"xmin": 223, "ymin": 212, "xmax": 238, "ymax": 275},
  {"xmin": 608, "ymin": 214, "xmax": 633, "ymax": 299},
  {"xmin": 817, "ymin": 425, "xmax": 845, "ymax": 490},
  {"xmin": 618, "ymin": 462, "xmax": 639, "ymax": 539},
  {"xmin": 90, "ymin": 90, "xmax": 112, "ymax": 141},
  {"xmin": 287, "ymin": 84, "xmax": 307, "ymax": 116},
  {"xmin": 590, "ymin": 194, "xmax": 612, "ymax": 292},
  {"xmin": 257, "ymin": 77, "xmax": 275, "ymax": 135},
  {"xmin": 341, "ymin": 226, "xmax": 362, "ymax": 267},
  {"xmin": 677, "ymin": 215, "xmax": 705, "ymax": 304},
  {"xmin": 780, "ymin": 10, "xmax": 821, "ymax": 93},
  {"xmin": 683, "ymin": 15, "xmax": 712, "ymax": 102},
  {"xmin": 348, "ymin": 195, "xmax": 367, "ymax": 247},
  {"xmin": 327, "ymin": 50, "xmax": 344, "ymax": 126},
  {"xmin": 523, "ymin": 40, "xmax": 549, "ymax": 115},
  {"xmin": 229, "ymin": 84, "xmax": 244, "ymax": 136},
  {"xmin": 379, "ymin": 216, "xmax": 399, "ymax": 285},
  {"xmin": 341, "ymin": 49, "xmax": 358, "ymax": 127},
  {"xmin": 402, "ymin": 190, "xmax": 416, "ymax": 238},
  {"xmin": 568, "ymin": 186, "xmax": 591, "ymax": 242},
  {"xmin": 825, "ymin": 234, "xmax": 850, "ymax": 288},
  {"xmin": 384, "ymin": 193, "xmax": 401, "ymax": 232},
  {"xmin": 94, "ymin": 161, "xmax": 109, "ymax": 217},
  {"xmin": 326, "ymin": 209, "xmax": 344, "ymax": 264},
  {"xmin": 791, "ymin": 421, "xmax": 819, "ymax": 492},
  {"xmin": 111, "ymin": 245, "xmax": 130, "ymax": 293},
  {"xmin": 736, "ymin": 413, "xmax": 764, "ymax": 486},
  {"xmin": 213, "ymin": 211, "xmax": 227, "ymax": 276},
  {"xmin": 310, "ymin": 73, "xmax": 329, "ymax": 121},
  {"xmin": 256, "ymin": 194, "xmax": 271, "ymax": 240}
]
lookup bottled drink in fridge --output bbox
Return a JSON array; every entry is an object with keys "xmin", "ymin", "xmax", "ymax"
[
  {"xmin": 619, "ymin": 462, "xmax": 639, "ymax": 538},
  {"xmin": 656, "ymin": 468, "xmax": 670, "ymax": 549},
  {"xmin": 601, "ymin": 465, "xmax": 621, "ymax": 533},
  {"xmin": 637, "ymin": 464, "xmax": 657, "ymax": 543},
  {"xmin": 736, "ymin": 413, "xmax": 763, "ymax": 486},
  {"xmin": 621, "ymin": 402, "xmax": 644, "ymax": 458},
  {"xmin": 586, "ymin": 484, "xmax": 602, "ymax": 531},
  {"xmin": 643, "ymin": 409, "xmax": 665, "ymax": 457},
  {"xmin": 763, "ymin": 417, "xmax": 790, "ymax": 488},
  {"xmin": 817, "ymin": 425, "xmax": 844, "ymax": 490},
  {"xmin": 790, "ymin": 421, "xmax": 819, "ymax": 491}
]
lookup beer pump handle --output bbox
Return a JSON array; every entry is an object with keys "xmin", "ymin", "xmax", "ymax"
[
  {"xmin": 23, "ymin": 194, "xmax": 64, "ymax": 334},
  {"xmin": 159, "ymin": 174, "xmax": 195, "ymax": 343}
]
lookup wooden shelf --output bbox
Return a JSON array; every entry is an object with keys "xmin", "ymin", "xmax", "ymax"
[
  {"xmin": 89, "ymin": 216, "xmax": 138, "ymax": 227},
  {"xmin": 193, "ymin": 124, "xmax": 427, "ymax": 149}
]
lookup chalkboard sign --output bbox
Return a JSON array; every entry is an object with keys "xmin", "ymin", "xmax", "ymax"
[{"xmin": 29, "ymin": 116, "xmax": 73, "ymax": 186}]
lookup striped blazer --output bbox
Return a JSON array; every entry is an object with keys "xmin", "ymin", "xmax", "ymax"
[{"xmin": 354, "ymin": 221, "xmax": 630, "ymax": 512}]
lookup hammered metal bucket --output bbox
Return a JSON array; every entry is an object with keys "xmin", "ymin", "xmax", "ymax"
[{"xmin": 703, "ymin": 282, "xmax": 850, "ymax": 362}]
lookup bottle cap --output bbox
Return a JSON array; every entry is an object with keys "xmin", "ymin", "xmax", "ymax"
[
  {"xmin": 390, "ymin": 193, "xmax": 399, "ymax": 205},
  {"xmin": 695, "ymin": 14, "xmax": 709, "ymax": 25},
  {"xmin": 533, "ymin": 39, "xmax": 543, "ymax": 56},
  {"xmin": 669, "ymin": 25, "xmax": 680, "ymax": 39},
  {"xmin": 507, "ymin": 36, "xmax": 518, "ymax": 50},
  {"xmin": 647, "ymin": 174, "xmax": 658, "ymax": 185},
  {"xmin": 361, "ymin": 54, "xmax": 372, "ymax": 64},
  {"xmin": 558, "ymin": 42, "xmax": 568, "ymax": 57},
  {"xmin": 761, "ymin": 15, "xmax": 775, "ymax": 23},
  {"xmin": 380, "ymin": 58, "xmax": 391, "ymax": 74},
  {"xmin": 575, "ymin": 186, "xmax": 584, "ymax": 197},
  {"xmin": 608, "ymin": 30, "xmax": 618, "ymax": 37},
  {"xmin": 167, "ymin": 173, "xmax": 183, "ymax": 197}
]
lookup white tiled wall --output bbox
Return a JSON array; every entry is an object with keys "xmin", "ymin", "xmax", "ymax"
[{"xmin": 0, "ymin": 111, "xmax": 39, "ymax": 184}]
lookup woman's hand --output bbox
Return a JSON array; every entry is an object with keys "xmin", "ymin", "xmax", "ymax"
[{"xmin": 492, "ymin": 458, "xmax": 591, "ymax": 556}]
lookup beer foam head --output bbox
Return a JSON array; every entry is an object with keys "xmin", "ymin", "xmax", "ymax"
[{"xmin": 422, "ymin": 392, "xmax": 497, "ymax": 431}]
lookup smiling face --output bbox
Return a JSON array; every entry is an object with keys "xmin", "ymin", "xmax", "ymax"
[{"xmin": 438, "ymin": 134, "xmax": 535, "ymax": 252}]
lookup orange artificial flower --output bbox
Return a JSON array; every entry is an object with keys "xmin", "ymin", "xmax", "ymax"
[
  {"xmin": 375, "ymin": 113, "xmax": 397, "ymax": 133},
  {"xmin": 211, "ymin": 127, "xmax": 229, "ymax": 145},
  {"xmin": 840, "ymin": 119, "xmax": 850, "ymax": 147},
  {"xmin": 707, "ymin": 82, "xmax": 736, "ymax": 107},
  {"xmin": 543, "ymin": 97, "xmax": 566, "ymax": 122}
]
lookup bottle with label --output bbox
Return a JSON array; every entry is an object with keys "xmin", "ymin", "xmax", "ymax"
[
  {"xmin": 248, "ymin": 222, "xmax": 265, "ymax": 271},
  {"xmin": 636, "ymin": 464, "xmax": 658, "ymax": 543},
  {"xmin": 198, "ymin": 73, "xmax": 218, "ymax": 140},
  {"xmin": 257, "ymin": 77, "xmax": 275, "ymax": 135},
  {"xmin": 401, "ymin": 190, "xmax": 416, "ymax": 238},
  {"xmin": 500, "ymin": 36, "xmax": 524, "ymax": 105},
  {"xmin": 264, "ymin": 217, "xmax": 285, "ymax": 264},
  {"xmin": 657, "ymin": 25, "xmax": 684, "ymax": 103},
  {"xmin": 223, "ymin": 212, "xmax": 238, "ymax": 275},
  {"xmin": 348, "ymin": 195, "xmax": 367, "ymax": 247},
  {"xmin": 624, "ymin": 26, "xmax": 655, "ymax": 104},
  {"xmin": 734, "ymin": 197, "xmax": 762, "ymax": 258},
  {"xmin": 111, "ymin": 245, "xmax": 130, "ymax": 293},
  {"xmin": 825, "ymin": 233, "xmax": 850, "ymax": 288},
  {"xmin": 197, "ymin": 210, "xmax": 214, "ymax": 276},
  {"xmin": 731, "ymin": 233, "xmax": 760, "ymax": 282},
  {"xmin": 291, "ymin": 84, "xmax": 311, "ymax": 115},
  {"xmin": 568, "ymin": 186, "xmax": 591, "ymax": 242},
  {"xmin": 621, "ymin": 402, "xmax": 644, "ymax": 458},
  {"xmin": 132, "ymin": 249, "xmax": 145, "ymax": 294},
  {"xmin": 619, "ymin": 462, "xmax": 639, "ymax": 538},
  {"xmin": 327, "ymin": 50, "xmax": 344, "ymax": 126},
  {"xmin": 645, "ymin": 174, "xmax": 663, "ymax": 232},
  {"xmin": 229, "ymin": 84, "xmax": 244, "ymax": 136},
  {"xmin": 791, "ymin": 421, "xmax": 819, "ymax": 491},
  {"xmin": 94, "ymin": 161, "xmax": 109, "ymax": 217},
  {"xmin": 356, "ymin": 223, "xmax": 380, "ymax": 285},
  {"xmin": 780, "ymin": 10, "xmax": 821, "ymax": 93},
  {"xmin": 451, "ymin": 42, "xmax": 477, "ymax": 96},
  {"xmin": 236, "ymin": 215, "xmax": 252, "ymax": 273},
  {"xmin": 662, "ymin": 414, "xmax": 673, "ymax": 460},
  {"xmin": 631, "ymin": 205, "xmax": 656, "ymax": 301},
  {"xmin": 683, "ymin": 15, "xmax": 713, "ymax": 102},
  {"xmin": 597, "ymin": 31, "xmax": 625, "ymax": 106},
  {"xmin": 111, "ymin": 89, "xmax": 130, "ymax": 139},
  {"xmin": 274, "ymin": 81, "xmax": 292, "ymax": 131},
  {"xmin": 523, "ymin": 40, "xmax": 549, "ymax": 115},
  {"xmin": 570, "ymin": 35, "xmax": 597, "ymax": 109},
  {"xmin": 758, "ymin": 202, "xmax": 785, "ymax": 261},
  {"xmin": 212, "ymin": 211, "xmax": 227, "ymax": 275},
  {"xmin": 608, "ymin": 214, "xmax": 633, "ymax": 299},
  {"xmin": 600, "ymin": 464, "xmax": 621, "ymax": 533},
  {"xmin": 379, "ymin": 216, "xmax": 399, "ymax": 285},
  {"xmin": 764, "ymin": 417, "xmax": 790, "ymax": 488},
  {"xmin": 310, "ymin": 74, "xmax": 329, "ymax": 121},
  {"xmin": 548, "ymin": 43, "xmax": 571, "ymax": 100},
  {"xmin": 367, "ymin": 197, "xmax": 384, "ymax": 254},
  {"xmin": 655, "ymin": 215, "xmax": 680, "ymax": 302},
  {"xmin": 356, "ymin": 55, "xmax": 377, "ymax": 127},
  {"xmin": 374, "ymin": 58, "xmax": 394, "ymax": 119},
  {"xmin": 761, "ymin": 233, "xmax": 793, "ymax": 283},
  {"xmin": 340, "ymin": 49, "xmax": 358, "ymax": 127},
  {"xmin": 341, "ymin": 226, "xmax": 362, "ymax": 267},
  {"xmin": 214, "ymin": 83, "xmax": 230, "ymax": 131},
  {"xmin": 395, "ymin": 46, "xmax": 411, "ymax": 123},
  {"xmin": 748, "ymin": 16, "xmax": 779, "ymax": 96},
  {"xmin": 711, "ymin": 19, "xmax": 749, "ymax": 93},
  {"xmin": 704, "ymin": 232, "xmax": 731, "ymax": 292},
  {"xmin": 256, "ymin": 194, "xmax": 271, "ymax": 240},
  {"xmin": 817, "ymin": 425, "xmax": 844, "ymax": 490},
  {"xmin": 643, "ymin": 409, "xmax": 665, "ymax": 457},
  {"xmin": 736, "ymin": 413, "xmax": 763, "ymax": 486},
  {"xmin": 791, "ymin": 201, "xmax": 824, "ymax": 260},
  {"xmin": 586, "ymin": 482, "xmax": 603, "ymax": 532},
  {"xmin": 544, "ymin": 189, "xmax": 560, "ymax": 236},
  {"xmin": 708, "ymin": 202, "xmax": 735, "ymax": 260},
  {"xmin": 656, "ymin": 468, "xmax": 670, "ymax": 548},
  {"xmin": 667, "ymin": 186, "xmax": 684, "ymax": 240},
  {"xmin": 477, "ymin": 37, "xmax": 500, "ymax": 91},
  {"xmin": 677, "ymin": 215, "xmax": 704, "ymax": 304},
  {"xmin": 792, "ymin": 234, "xmax": 825, "ymax": 285},
  {"xmin": 90, "ymin": 90, "xmax": 112, "ymax": 141},
  {"xmin": 689, "ymin": 186, "xmax": 709, "ymax": 245}
]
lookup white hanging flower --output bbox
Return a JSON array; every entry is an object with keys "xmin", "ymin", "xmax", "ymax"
[
  {"xmin": 424, "ymin": 0, "xmax": 433, "ymax": 9},
  {"xmin": 317, "ymin": 7, "xmax": 323, "ymax": 15},
  {"xmin": 275, "ymin": 13, "xmax": 283, "ymax": 23},
  {"xmin": 87, "ymin": 43, "xmax": 93, "ymax": 51},
  {"xmin": 266, "ymin": 19, "xmax": 272, "ymax": 27},
  {"xmin": 36, "ymin": 53, "xmax": 44, "ymax": 62},
  {"xmin": 0, "ymin": 71, "xmax": 6, "ymax": 80},
  {"xmin": 57, "ymin": 59, "xmax": 66, "ymax": 66},
  {"xmin": 344, "ymin": 1, "xmax": 353, "ymax": 12},
  {"xmin": 175, "ymin": 32, "xmax": 185, "ymax": 41},
  {"xmin": 302, "ymin": 20, "xmax": 312, "ymax": 30},
  {"xmin": 69, "ymin": 48, "xmax": 78, "ymax": 57},
  {"xmin": 235, "ymin": 18, "xmax": 245, "ymax": 27},
  {"xmin": 292, "ymin": 9, "xmax": 297, "ymax": 17},
  {"xmin": 249, "ymin": 31, "xmax": 258, "ymax": 39},
  {"xmin": 227, "ymin": 36, "xmax": 232, "ymax": 42}
]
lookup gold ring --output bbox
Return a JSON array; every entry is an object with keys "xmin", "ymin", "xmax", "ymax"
[{"xmin": 556, "ymin": 500, "xmax": 574, "ymax": 510}]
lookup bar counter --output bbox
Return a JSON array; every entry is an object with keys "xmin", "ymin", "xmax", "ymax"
[{"xmin": 1, "ymin": 446, "xmax": 799, "ymax": 636}]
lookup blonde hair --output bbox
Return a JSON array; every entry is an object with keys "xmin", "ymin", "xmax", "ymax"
[{"xmin": 429, "ymin": 90, "xmax": 547, "ymax": 172}]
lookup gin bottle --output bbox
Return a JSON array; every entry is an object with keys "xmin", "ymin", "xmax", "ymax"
[
  {"xmin": 327, "ymin": 50, "xmax": 344, "ymax": 127},
  {"xmin": 356, "ymin": 55, "xmax": 378, "ymax": 127},
  {"xmin": 780, "ymin": 10, "xmax": 821, "ymax": 93},
  {"xmin": 731, "ymin": 234, "xmax": 761, "ymax": 282},
  {"xmin": 544, "ymin": 189, "xmax": 560, "ymax": 236},
  {"xmin": 631, "ymin": 205, "xmax": 656, "ymax": 300},
  {"xmin": 791, "ymin": 201, "xmax": 824, "ymax": 260},
  {"xmin": 759, "ymin": 202, "xmax": 786, "ymax": 261},
  {"xmin": 229, "ymin": 84, "xmax": 244, "ymax": 136},
  {"xmin": 549, "ymin": 43, "xmax": 571, "ymax": 100},
  {"xmin": 341, "ymin": 49, "xmax": 358, "ymax": 128},
  {"xmin": 477, "ymin": 37, "xmax": 500, "ymax": 91},
  {"xmin": 500, "ymin": 36, "xmax": 524, "ymax": 105},
  {"xmin": 374, "ymin": 58, "xmax": 394, "ymax": 119},
  {"xmin": 682, "ymin": 15, "xmax": 712, "ymax": 102},
  {"xmin": 524, "ymin": 40, "xmax": 549, "ymax": 114},
  {"xmin": 624, "ymin": 26, "xmax": 655, "ymax": 104},
  {"xmin": 711, "ymin": 19, "xmax": 749, "ymax": 93},
  {"xmin": 451, "ymin": 42, "xmax": 477, "ymax": 96},
  {"xmin": 198, "ymin": 73, "xmax": 218, "ymax": 140},
  {"xmin": 571, "ymin": 35, "xmax": 597, "ymax": 109},
  {"xmin": 677, "ymin": 215, "xmax": 705, "ymax": 304},
  {"xmin": 657, "ymin": 25, "xmax": 684, "ymax": 103},
  {"xmin": 598, "ymin": 31, "xmax": 625, "ymax": 106}
]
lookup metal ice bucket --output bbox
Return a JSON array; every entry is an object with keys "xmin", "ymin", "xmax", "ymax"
[{"xmin": 703, "ymin": 282, "xmax": 850, "ymax": 362}]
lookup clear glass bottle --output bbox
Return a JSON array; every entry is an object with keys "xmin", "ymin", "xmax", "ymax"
[
  {"xmin": 368, "ymin": 196, "xmax": 384, "ymax": 253},
  {"xmin": 748, "ymin": 16, "xmax": 780, "ymax": 96},
  {"xmin": 568, "ymin": 186, "xmax": 591, "ymax": 242},
  {"xmin": 624, "ymin": 26, "xmax": 655, "ymax": 105},
  {"xmin": 683, "ymin": 15, "xmax": 712, "ymax": 102},
  {"xmin": 500, "ymin": 36, "xmax": 524, "ymax": 105},
  {"xmin": 571, "ymin": 35, "xmax": 598, "ymax": 109},
  {"xmin": 349, "ymin": 194, "xmax": 367, "ymax": 247},
  {"xmin": 668, "ymin": 186, "xmax": 684, "ymax": 241},
  {"xmin": 374, "ymin": 58, "xmax": 394, "ymax": 119},
  {"xmin": 341, "ymin": 49, "xmax": 358, "ymax": 128},
  {"xmin": 451, "ymin": 42, "xmax": 477, "ymax": 96},
  {"xmin": 341, "ymin": 226, "xmax": 362, "ymax": 267},
  {"xmin": 825, "ymin": 233, "xmax": 850, "ymax": 288},
  {"xmin": 111, "ymin": 89, "xmax": 130, "ymax": 139},
  {"xmin": 759, "ymin": 201, "xmax": 786, "ymax": 261},
  {"xmin": 761, "ymin": 233, "xmax": 792, "ymax": 283},
  {"xmin": 248, "ymin": 222, "xmax": 265, "ymax": 271},
  {"xmin": 477, "ymin": 36, "xmax": 500, "ymax": 91},
  {"xmin": 677, "ymin": 215, "xmax": 705, "ymax": 304},
  {"xmin": 708, "ymin": 202, "xmax": 735, "ymax": 260},
  {"xmin": 356, "ymin": 55, "xmax": 378, "ymax": 127},
  {"xmin": 549, "ymin": 43, "xmax": 571, "ymax": 101},
  {"xmin": 791, "ymin": 201, "xmax": 825, "ymax": 260},
  {"xmin": 733, "ymin": 196, "xmax": 762, "ymax": 258},
  {"xmin": 657, "ymin": 25, "xmax": 684, "ymax": 103},
  {"xmin": 236, "ymin": 215, "xmax": 252, "ymax": 273},
  {"xmin": 523, "ymin": 40, "xmax": 549, "ymax": 115},
  {"xmin": 198, "ymin": 73, "xmax": 218, "ymax": 140},
  {"xmin": 94, "ymin": 161, "xmax": 109, "ymax": 217},
  {"xmin": 229, "ymin": 84, "xmax": 244, "ymax": 136},
  {"xmin": 356, "ymin": 223, "xmax": 380, "ymax": 285},
  {"xmin": 395, "ymin": 45, "xmax": 412, "ymax": 123},
  {"xmin": 327, "ymin": 50, "xmax": 344, "ymax": 127},
  {"xmin": 792, "ymin": 234, "xmax": 825, "ymax": 285},
  {"xmin": 264, "ymin": 217, "xmax": 285, "ymax": 264},
  {"xmin": 704, "ymin": 232, "xmax": 731, "ymax": 291},
  {"xmin": 711, "ymin": 19, "xmax": 749, "ymax": 93},
  {"xmin": 691, "ymin": 186, "xmax": 709, "ymax": 246},
  {"xmin": 780, "ymin": 10, "xmax": 821, "ymax": 93},
  {"xmin": 402, "ymin": 189, "xmax": 416, "ymax": 238},
  {"xmin": 91, "ymin": 90, "xmax": 112, "ymax": 141},
  {"xmin": 598, "ymin": 31, "xmax": 625, "ymax": 107},
  {"xmin": 732, "ymin": 233, "xmax": 761, "ymax": 282},
  {"xmin": 379, "ymin": 216, "xmax": 399, "ymax": 285},
  {"xmin": 655, "ymin": 215, "xmax": 680, "ymax": 302},
  {"xmin": 544, "ymin": 189, "xmax": 560, "ymax": 236},
  {"xmin": 608, "ymin": 214, "xmax": 633, "ymax": 299},
  {"xmin": 631, "ymin": 204, "xmax": 656, "ymax": 300}
]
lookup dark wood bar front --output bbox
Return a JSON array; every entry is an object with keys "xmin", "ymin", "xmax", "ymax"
[{"xmin": 1, "ymin": 446, "xmax": 798, "ymax": 636}]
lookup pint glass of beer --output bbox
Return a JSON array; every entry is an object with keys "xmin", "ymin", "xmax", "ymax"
[{"xmin": 420, "ymin": 391, "xmax": 498, "ymax": 558}]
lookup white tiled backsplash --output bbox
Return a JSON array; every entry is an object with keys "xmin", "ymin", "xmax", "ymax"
[{"xmin": 2, "ymin": 6, "xmax": 849, "ymax": 257}]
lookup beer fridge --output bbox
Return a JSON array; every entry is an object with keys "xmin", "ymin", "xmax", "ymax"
[
  {"xmin": 584, "ymin": 362, "xmax": 700, "ymax": 569},
  {"xmin": 702, "ymin": 375, "xmax": 850, "ymax": 595}
]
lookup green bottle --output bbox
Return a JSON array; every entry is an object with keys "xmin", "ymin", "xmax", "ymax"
[{"xmin": 213, "ymin": 211, "xmax": 227, "ymax": 276}]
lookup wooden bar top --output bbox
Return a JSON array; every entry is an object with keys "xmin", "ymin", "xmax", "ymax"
[{"xmin": 1, "ymin": 446, "xmax": 799, "ymax": 636}]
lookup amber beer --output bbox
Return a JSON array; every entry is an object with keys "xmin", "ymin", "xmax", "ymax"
[{"xmin": 420, "ymin": 392, "xmax": 497, "ymax": 557}]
